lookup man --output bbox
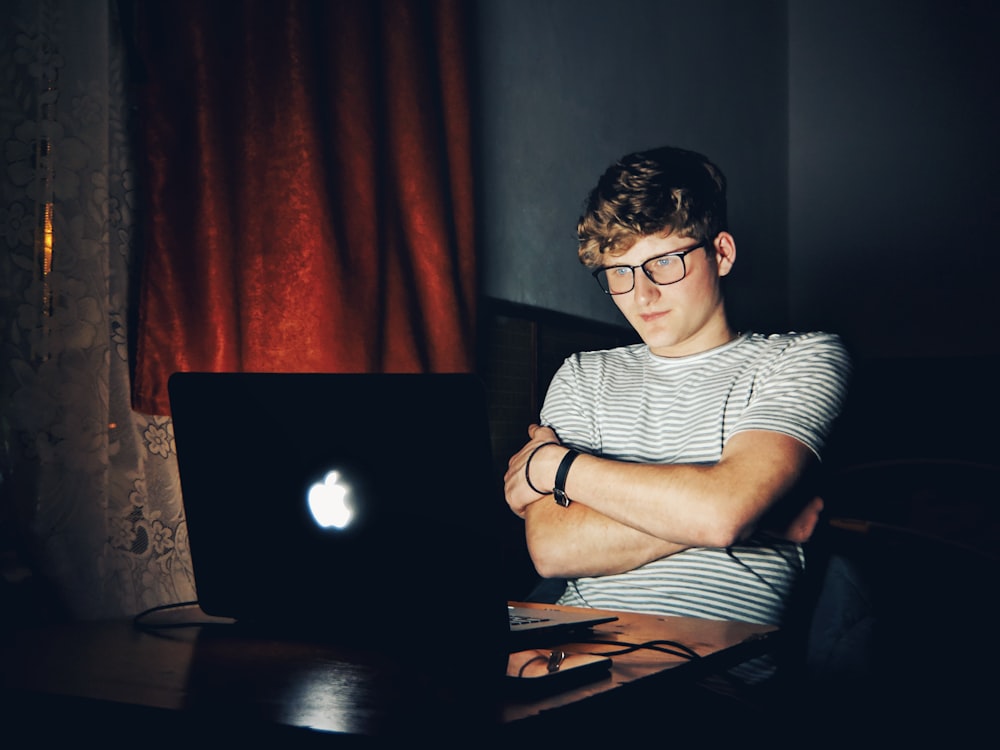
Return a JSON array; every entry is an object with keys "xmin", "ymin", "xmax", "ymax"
[{"xmin": 504, "ymin": 146, "xmax": 850, "ymax": 632}]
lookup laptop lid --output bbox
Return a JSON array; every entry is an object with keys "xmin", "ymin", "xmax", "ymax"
[{"xmin": 168, "ymin": 372, "xmax": 508, "ymax": 647}]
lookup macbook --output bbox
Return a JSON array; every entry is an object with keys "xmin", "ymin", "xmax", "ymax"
[{"xmin": 167, "ymin": 371, "xmax": 615, "ymax": 658}]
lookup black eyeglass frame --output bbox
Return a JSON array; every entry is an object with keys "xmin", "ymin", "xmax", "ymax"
[{"xmin": 591, "ymin": 241, "xmax": 707, "ymax": 295}]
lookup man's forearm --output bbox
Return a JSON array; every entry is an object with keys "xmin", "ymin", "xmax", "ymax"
[
  {"xmin": 524, "ymin": 499, "xmax": 688, "ymax": 578},
  {"xmin": 525, "ymin": 431, "xmax": 814, "ymax": 550}
]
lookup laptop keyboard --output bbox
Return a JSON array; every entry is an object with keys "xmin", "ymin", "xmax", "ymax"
[{"xmin": 509, "ymin": 612, "xmax": 551, "ymax": 627}]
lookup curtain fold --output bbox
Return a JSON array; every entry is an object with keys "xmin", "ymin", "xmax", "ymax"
[{"xmin": 132, "ymin": 0, "xmax": 476, "ymax": 415}]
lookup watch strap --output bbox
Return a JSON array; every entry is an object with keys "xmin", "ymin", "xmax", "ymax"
[{"xmin": 553, "ymin": 449, "xmax": 580, "ymax": 507}]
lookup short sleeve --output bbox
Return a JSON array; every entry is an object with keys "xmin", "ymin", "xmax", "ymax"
[{"xmin": 730, "ymin": 332, "xmax": 852, "ymax": 458}]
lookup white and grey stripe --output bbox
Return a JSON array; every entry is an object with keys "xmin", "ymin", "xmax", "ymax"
[{"xmin": 546, "ymin": 331, "xmax": 851, "ymax": 628}]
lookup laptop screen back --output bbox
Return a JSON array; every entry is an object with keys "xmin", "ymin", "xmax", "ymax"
[{"xmin": 168, "ymin": 371, "xmax": 508, "ymax": 653}]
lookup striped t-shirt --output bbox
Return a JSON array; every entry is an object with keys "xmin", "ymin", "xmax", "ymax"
[{"xmin": 546, "ymin": 331, "xmax": 851, "ymax": 626}]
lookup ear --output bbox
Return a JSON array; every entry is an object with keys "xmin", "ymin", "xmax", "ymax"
[{"xmin": 712, "ymin": 232, "xmax": 736, "ymax": 277}]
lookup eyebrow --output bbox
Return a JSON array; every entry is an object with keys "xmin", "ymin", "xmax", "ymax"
[{"xmin": 603, "ymin": 242, "xmax": 704, "ymax": 267}]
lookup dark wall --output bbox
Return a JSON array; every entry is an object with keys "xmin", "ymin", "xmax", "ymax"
[
  {"xmin": 789, "ymin": 0, "xmax": 1000, "ymax": 359},
  {"xmin": 474, "ymin": 0, "xmax": 1000, "ymax": 360},
  {"xmin": 473, "ymin": 0, "xmax": 789, "ymax": 335}
]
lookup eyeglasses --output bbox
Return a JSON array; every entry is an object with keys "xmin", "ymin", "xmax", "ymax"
[{"xmin": 592, "ymin": 242, "xmax": 706, "ymax": 295}]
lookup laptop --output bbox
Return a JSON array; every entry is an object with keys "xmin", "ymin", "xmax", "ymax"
[{"xmin": 167, "ymin": 372, "xmax": 615, "ymax": 660}]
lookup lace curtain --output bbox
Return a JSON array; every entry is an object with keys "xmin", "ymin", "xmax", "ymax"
[{"xmin": 1, "ymin": 0, "xmax": 195, "ymax": 620}]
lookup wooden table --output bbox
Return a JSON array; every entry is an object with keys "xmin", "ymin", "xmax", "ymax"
[{"xmin": 1, "ymin": 602, "xmax": 778, "ymax": 744}]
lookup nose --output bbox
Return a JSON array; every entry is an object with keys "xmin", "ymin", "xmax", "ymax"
[{"xmin": 633, "ymin": 268, "xmax": 661, "ymax": 306}]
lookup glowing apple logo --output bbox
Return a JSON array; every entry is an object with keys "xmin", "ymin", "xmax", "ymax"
[{"xmin": 307, "ymin": 471, "xmax": 354, "ymax": 530}]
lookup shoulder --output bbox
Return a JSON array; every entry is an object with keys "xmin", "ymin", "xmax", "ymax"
[
  {"xmin": 732, "ymin": 333, "xmax": 853, "ymax": 407},
  {"xmin": 561, "ymin": 343, "xmax": 647, "ymax": 373},
  {"xmin": 742, "ymin": 331, "xmax": 852, "ymax": 369},
  {"xmin": 545, "ymin": 344, "xmax": 648, "ymax": 401},
  {"xmin": 746, "ymin": 330, "xmax": 847, "ymax": 352}
]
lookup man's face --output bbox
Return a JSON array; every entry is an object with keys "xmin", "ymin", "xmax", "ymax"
[{"xmin": 607, "ymin": 232, "xmax": 735, "ymax": 357}]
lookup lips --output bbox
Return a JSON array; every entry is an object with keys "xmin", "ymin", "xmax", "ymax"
[{"xmin": 640, "ymin": 310, "xmax": 669, "ymax": 323}]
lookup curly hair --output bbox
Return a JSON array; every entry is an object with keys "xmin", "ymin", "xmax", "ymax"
[{"xmin": 577, "ymin": 146, "xmax": 728, "ymax": 268}]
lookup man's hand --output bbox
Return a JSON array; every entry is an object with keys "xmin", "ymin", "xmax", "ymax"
[
  {"xmin": 770, "ymin": 496, "xmax": 824, "ymax": 543},
  {"xmin": 504, "ymin": 424, "xmax": 563, "ymax": 518}
]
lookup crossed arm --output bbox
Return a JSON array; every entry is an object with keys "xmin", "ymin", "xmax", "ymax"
[{"xmin": 503, "ymin": 424, "xmax": 821, "ymax": 579}]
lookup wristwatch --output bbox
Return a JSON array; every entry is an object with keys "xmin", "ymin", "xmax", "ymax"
[{"xmin": 553, "ymin": 449, "xmax": 580, "ymax": 507}]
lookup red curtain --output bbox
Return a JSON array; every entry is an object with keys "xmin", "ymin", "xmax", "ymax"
[{"xmin": 131, "ymin": 0, "xmax": 476, "ymax": 415}]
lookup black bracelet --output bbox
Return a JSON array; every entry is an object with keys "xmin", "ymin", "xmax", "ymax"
[
  {"xmin": 553, "ymin": 449, "xmax": 580, "ymax": 507},
  {"xmin": 524, "ymin": 441, "xmax": 559, "ymax": 495}
]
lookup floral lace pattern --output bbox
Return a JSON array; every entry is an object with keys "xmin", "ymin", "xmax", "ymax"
[{"xmin": 1, "ymin": 0, "xmax": 195, "ymax": 619}]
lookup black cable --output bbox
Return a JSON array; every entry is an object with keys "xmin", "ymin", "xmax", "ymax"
[
  {"xmin": 516, "ymin": 653, "xmax": 553, "ymax": 677},
  {"xmin": 579, "ymin": 634, "xmax": 777, "ymax": 699},
  {"xmin": 575, "ymin": 637, "xmax": 701, "ymax": 661},
  {"xmin": 724, "ymin": 536, "xmax": 804, "ymax": 597},
  {"xmin": 131, "ymin": 599, "xmax": 232, "ymax": 632}
]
